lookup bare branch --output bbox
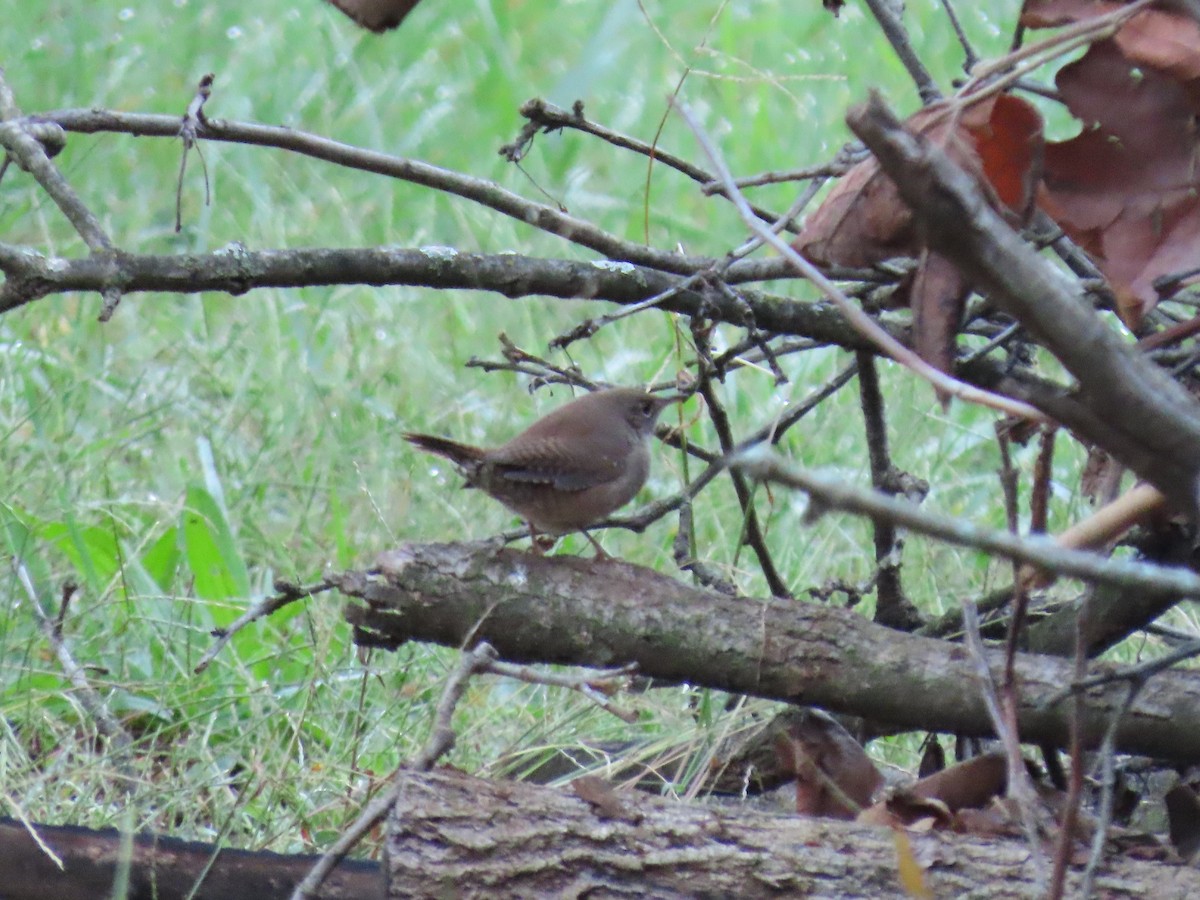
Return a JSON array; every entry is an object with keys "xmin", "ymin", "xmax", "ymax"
[
  {"xmin": 40, "ymin": 107, "xmax": 706, "ymax": 275},
  {"xmin": 735, "ymin": 448, "xmax": 1200, "ymax": 600}
]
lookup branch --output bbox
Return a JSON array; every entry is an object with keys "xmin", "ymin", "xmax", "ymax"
[
  {"xmin": 0, "ymin": 241, "xmax": 780, "ymax": 316},
  {"xmin": 735, "ymin": 449, "xmax": 1200, "ymax": 599},
  {"xmin": 505, "ymin": 98, "xmax": 797, "ymax": 233},
  {"xmin": 339, "ymin": 542, "xmax": 1200, "ymax": 761},
  {"xmin": 38, "ymin": 108, "xmax": 703, "ymax": 275}
]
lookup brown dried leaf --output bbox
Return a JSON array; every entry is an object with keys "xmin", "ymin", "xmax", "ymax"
[
  {"xmin": 1030, "ymin": 16, "xmax": 1200, "ymax": 326},
  {"xmin": 796, "ymin": 96, "xmax": 1043, "ymax": 372},
  {"xmin": 912, "ymin": 250, "xmax": 972, "ymax": 384},
  {"xmin": 971, "ymin": 94, "xmax": 1045, "ymax": 223},
  {"xmin": 774, "ymin": 709, "xmax": 883, "ymax": 819},
  {"xmin": 1020, "ymin": 0, "xmax": 1124, "ymax": 29},
  {"xmin": 910, "ymin": 751, "xmax": 1009, "ymax": 812},
  {"xmin": 857, "ymin": 789, "xmax": 954, "ymax": 829}
]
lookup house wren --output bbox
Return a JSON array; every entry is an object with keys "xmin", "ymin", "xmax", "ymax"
[{"xmin": 404, "ymin": 387, "xmax": 677, "ymax": 551}]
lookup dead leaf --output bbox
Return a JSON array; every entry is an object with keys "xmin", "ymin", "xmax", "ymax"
[
  {"xmin": 1020, "ymin": 0, "xmax": 1124, "ymax": 29},
  {"xmin": 796, "ymin": 96, "xmax": 1043, "ymax": 372},
  {"xmin": 1027, "ymin": 14, "xmax": 1200, "ymax": 326},
  {"xmin": 912, "ymin": 250, "xmax": 972, "ymax": 383},
  {"xmin": 858, "ymin": 788, "xmax": 954, "ymax": 829},
  {"xmin": 910, "ymin": 751, "xmax": 1009, "ymax": 811},
  {"xmin": 774, "ymin": 709, "xmax": 883, "ymax": 819}
]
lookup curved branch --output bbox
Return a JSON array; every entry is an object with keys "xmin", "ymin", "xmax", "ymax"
[{"xmin": 38, "ymin": 108, "xmax": 706, "ymax": 275}]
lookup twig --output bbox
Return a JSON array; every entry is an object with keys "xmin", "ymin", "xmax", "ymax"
[
  {"xmin": 861, "ymin": 0, "xmax": 941, "ymax": 103},
  {"xmin": 673, "ymin": 101, "xmax": 1048, "ymax": 423},
  {"xmin": 1043, "ymin": 637, "xmax": 1200, "ymax": 708},
  {"xmin": 673, "ymin": 500, "xmax": 738, "ymax": 595},
  {"xmin": 693, "ymin": 326, "xmax": 791, "ymax": 599},
  {"xmin": 290, "ymin": 642, "xmax": 499, "ymax": 900},
  {"xmin": 1081, "ymin": 681, "xmax": 1142, "ymax": 898},
  {"xmin": 939, "ymin": 0, "xmax": 979, "ymax": 72},
  {"xmin": 193, "ymin": 578, "xmax": 337, "ymax": 674},
  {"xmin": 856, "ymin": 351, "xmax": 921, "ymax": 630},
  {"xmin": 14, "ymin": 564, "xmax": 135, "ymax": 784},
  {"xmin": 994, "ymin": 429, "xmax": 1028, "ymax": 712},
  {"xmin": 1049, "ymin": 588, "xmax": 1094, "ymax": 900},
  {"xmin": 480, "ymin": 658, "xmax": 640, "ymax": 723},
  {"xmin": 700, "ymin": 155, "xmax": 863, "ymax": 193},
  {"xmin": 0, "ymin": 101, "xmax": 106, "ymax": 253},
  {"xmin": 734, "ymin": 448, "xmax": 1200, "ymax": 598},
  {"xmin": 43, "ymin": 107, "xmax": 709, "ymax": 277},
  {"xmin": 961, "ymin": 599, "xmax": 1047, "ymax": 888},
  {"xmin": 503, "ymin": 98, "xmax": 794, "ymax": 233}
]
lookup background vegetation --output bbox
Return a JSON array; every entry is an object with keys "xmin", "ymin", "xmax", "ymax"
[{"xmin": 3, "ymin": 0, "xmax": 1145, "ymax": 856}]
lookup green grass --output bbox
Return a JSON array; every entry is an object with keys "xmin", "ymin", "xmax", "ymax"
[{"xmin": 0, "ymin": 0, "xmax": 1131, "ymax": 855}]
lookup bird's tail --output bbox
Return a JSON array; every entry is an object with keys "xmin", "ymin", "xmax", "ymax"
[{"xmin": 403, "ymin": 433, "xmax": 487, "ymax": 467}]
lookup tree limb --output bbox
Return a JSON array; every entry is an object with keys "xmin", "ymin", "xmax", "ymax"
[{"xmin": 339, "ymin": 542, "xmax": 1200, "ymax": 761}]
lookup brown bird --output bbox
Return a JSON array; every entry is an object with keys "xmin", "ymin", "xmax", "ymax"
[
  {"xmin": 405, "ymin": 387, "xmax": 677, "ymax": 555},
  {"xmin": 323, "ymin": 0, "xmax": 422, "ymax": 32}
]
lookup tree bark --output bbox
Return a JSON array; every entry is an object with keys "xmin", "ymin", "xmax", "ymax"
[
  {"xmin": 385, "ymin": 767, "xmax": 1198, "ymax": 899},
  {"xmin": 339, "ymin": 542, "xmax": 1200, "ymax": 761},
  {"xmin": 0, "ymin": 818, "xmax": 381, "ymax": 900}
]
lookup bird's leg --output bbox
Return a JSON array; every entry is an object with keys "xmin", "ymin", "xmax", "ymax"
[
  {"xmin": 583, "ymin": 530, "xmax": 611, "ymax": 560},
  {"xmin": 528, "ymin": 523, "xmax": 555, "ymax": 555}
]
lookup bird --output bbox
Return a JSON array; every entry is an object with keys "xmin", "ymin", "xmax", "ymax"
[
  {"xmin": 323, "ymin": 0, "xmax": 423, "ymax": 32},
  {"xmin": 404, "ymin": 387, "xmax": 678, "ymax": 555}
]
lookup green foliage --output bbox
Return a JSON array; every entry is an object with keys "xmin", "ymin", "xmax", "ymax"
[{"xmin": 0, "ymin": 0, "xmax": 1126, "ymax": 855}]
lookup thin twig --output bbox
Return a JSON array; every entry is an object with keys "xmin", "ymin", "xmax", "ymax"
[
  {"xmin": 14, "ymin": 564, "xmax": 135, "ymax": 785},
  {"xmin": 1043, "ymin": 637, "xmax": 1200, "ymax": 708},
  {"xmin": 193, "ymin": 578, "xmax": 337, "ymax": 674},
  {"xmin": 862, "ymin": 0, "xmax": 941, "ymax": 103},
  {"xmin": 961, "ymin": 599, "xmax": 1048, "ymax": 888},
  {"xmin": 480, "ymin": 658, "xmax": 640, "ymax": 723},
  {"xmin": 994, "ymin": 429, "xmax": 1028, "ymax": 717},
  {"xmin": 1049, "ymin": 588, "xmax": 1094, "ymax": 900},
  {"xmin": 693, "ymin": 325, "xmax": 791, "ymax": 599},
  {"xmin": 939, "ymin": 0, "xmax": 978, "ymax": 72},
  {"xmin": 701, "ymin": 156, "xmax": 863, "ymax": 193},
  {"xmin": 673, "ymin": 101, "xmax": 1048, "ymax": 423},
  {"xmin": 856, "ymin": 351, "xmax": 920, "ymax": 630},
  {"xmin": 1081, "ymin": 680, "xmax": 1142, "ymax": 897},
  {"xmin": 504, "ymin": 98, "xmax": 794, "ymax": 233},
  {"xmin": 41, "ymin": 107, "xmax": 711, "ymax": 277}
]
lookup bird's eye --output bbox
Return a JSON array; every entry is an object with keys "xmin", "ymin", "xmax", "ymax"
[{"xmin": 640, "ymin": 399, "xmax": 656, "ymax": 417}]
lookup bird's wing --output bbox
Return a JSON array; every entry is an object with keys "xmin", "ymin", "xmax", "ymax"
[{"xmin": 491, "ymin": 438, "xmax": 622, "ymax": 491}]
